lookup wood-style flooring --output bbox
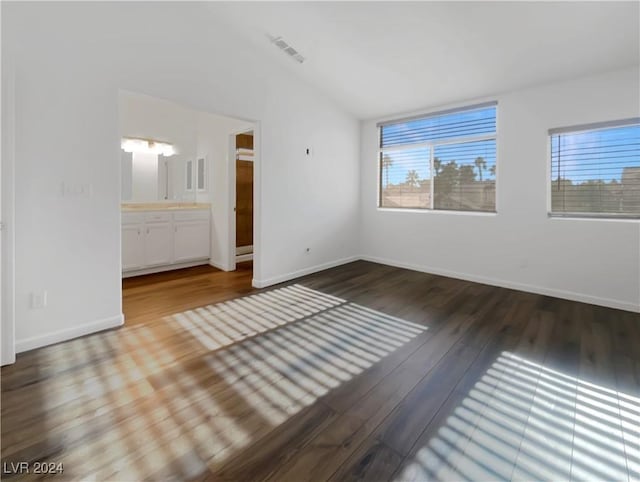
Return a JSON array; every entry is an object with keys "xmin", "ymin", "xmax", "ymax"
[
  {"xmin": 122, "ymin": 261, "xmax": 255, "ymax": 326},
  {"xmin": 2, "ymin": 261, "xmax": 639, "ymax": 481}
]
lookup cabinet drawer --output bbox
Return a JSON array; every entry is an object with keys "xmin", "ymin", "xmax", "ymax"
[
  {"xmin": 173, "ymin": 209, "xmax": 210, "ymax": 222},
  {"xmin": 144, "ymin": 212, "xmax": 172, "ymax": 223},
  {"xmin": 122, "ymin": 212, "xmax": 144, "ymax": 225}
]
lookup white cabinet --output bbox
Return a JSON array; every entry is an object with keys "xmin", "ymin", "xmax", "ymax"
[
  {"xmin": 144, "ymin": 223, "xmax": 173, "ymax": 267},
  {"xmin": 122, "ymin": 208, "xmax": 210, "ymax": 275},
  {"xmin": 173, "ymin": 209, "xmax": 211, "ymax": 263},
  {"xmin": 122, "ymin": 224, "xmax": 145, "ymax": 271},
  {"xmin": 174, "ymin": 222, "xmax": 210, "ymax": 262}
]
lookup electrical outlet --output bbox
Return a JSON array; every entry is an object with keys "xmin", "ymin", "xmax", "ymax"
[
  {"xmin": 305, "ymin": 147, "xmax": 313, "ymax": 157},
  {"xmin": 30, "ymin": 291, "xmax": 47, "ymax": 309}
]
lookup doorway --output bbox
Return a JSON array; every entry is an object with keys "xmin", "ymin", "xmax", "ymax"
[
  {"xmin": 235, "ymin": 131, "xmax": 254, "ymax": 264},
  {"xmin": 118, "ymin": 91, "xmax": 260, "ymax": 329}
]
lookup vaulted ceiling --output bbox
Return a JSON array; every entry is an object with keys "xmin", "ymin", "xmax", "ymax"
[{"xmin": 210, "ymin": 1, "xmax": 640, "ymax": 119}]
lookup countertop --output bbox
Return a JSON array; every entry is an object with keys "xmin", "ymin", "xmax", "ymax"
[{"xmin": 121, "ymin": 202, "xmax": 211, "ymax": 212}]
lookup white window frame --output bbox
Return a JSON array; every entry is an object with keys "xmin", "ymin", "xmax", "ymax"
[
  {"xmin": 547, "ymin": 118, "xmax": 640, "ymax": 220},
  {"xmin": 377, "ymin": 102, "xmax": 498, "ymax": 213}
]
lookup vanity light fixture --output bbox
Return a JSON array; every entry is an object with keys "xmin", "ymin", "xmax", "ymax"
[{"xmin": 121, "ymin": 137, "xmax": 176, "ymax": 157}]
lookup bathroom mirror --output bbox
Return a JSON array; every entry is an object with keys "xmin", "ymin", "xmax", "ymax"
[{"xmin": 121, "ymin": 150, "xmax": 197, "ymax": 202}]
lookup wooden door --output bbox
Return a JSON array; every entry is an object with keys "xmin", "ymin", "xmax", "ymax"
[
  {"xmin": 236, "ymin": 160, "xmax": 253, "ymax": 248},
  {"xmin": 236, "ymin": 133, "xmax": 253, "ymax": 249}
]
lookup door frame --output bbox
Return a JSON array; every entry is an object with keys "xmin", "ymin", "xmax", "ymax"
[
  {"xmin": 228, "ymin": 125, "xmax": 259, "ymax": 280},
  {"xmin": 1, "ymin": 57, "xmax": 17, "ymax": 365},
  {"xmin": 117, "ymin": 89, "xmax": 262, "ymax": 314}
]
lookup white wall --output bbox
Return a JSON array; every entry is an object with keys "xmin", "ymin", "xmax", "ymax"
[
  {"xmin": 361, "ymin": 67, "xmax": 640, "ymax": 312},
  {"xmin": 1, "ymin": 48, "xmax": 16, "ymax": 364},
  {"xmin": 119, "ymin": 91, "xmax": 198, "ymax": 157},
  {"xmin": 3, "ymin": 2, "xmax": 360, "ymax": 351}
]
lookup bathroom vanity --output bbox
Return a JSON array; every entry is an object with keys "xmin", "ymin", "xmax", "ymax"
[{"xmin": 121, "ymin": 203, "xmax": 210, "ymax": 277}]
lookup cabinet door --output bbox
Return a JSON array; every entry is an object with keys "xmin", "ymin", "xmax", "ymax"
[
  {"xmin": 122, "ymin": 224, "xmax": 144, "ymax": 271},
  {"xmin": 174, "ymin": 222, "xmax": 210, "ymax": 263},
  {"xmin": 144, "ymin": 222, "xmax": 173, "ymax": 267}
]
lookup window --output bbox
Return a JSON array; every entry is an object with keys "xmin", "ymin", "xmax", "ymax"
[
  {"xmin": 550, "ymin": 119, "xmax": 640, "ymax": 218},
  {"xmin": 378, "ymin": 102, "xmax": 497, "ymax": 212}
]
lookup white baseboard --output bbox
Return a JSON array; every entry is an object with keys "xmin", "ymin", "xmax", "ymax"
[
  {"xmin": 252, "ymin": 255, "xmax": 359, "ymax": 289},
  {"xmin": 1, "ymin": 349, "xmax": 16, "ymax": 366},
  {"xmin": 209, "ymin": 260, "xmax": 231, "ymax": 271},
  {"xmin": 236, "ymin": 253, "xmax": 253, "ymax": 263},
  {"xmin": 12, "ymin": 254, "xmax": 636, "ymax": 357},
  {"xmin": 15, "ymin": 314, "xmax": 125, "ymax": 354},
  {"xmin": 360, "ymin": 254, "xmax": 640, "ymax": 313},
  {"xmin": 122, "ymin": 260, "xmax": 209, "ymax": 278}
]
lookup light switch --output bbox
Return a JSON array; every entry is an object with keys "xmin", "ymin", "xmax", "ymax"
[
  {"xmin": 61, "ymin": 182, "xmax": 93, "ymax": 198},
  {"xmin": 30, "ymin": 291, "xmax": 47, "ymax": 309}
]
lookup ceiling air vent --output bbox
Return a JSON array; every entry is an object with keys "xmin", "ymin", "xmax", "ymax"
[{"xmin": 268, "ymin": 35, "xmax": 306, "ymax": 64}]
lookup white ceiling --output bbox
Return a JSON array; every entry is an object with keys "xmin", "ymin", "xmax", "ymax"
[{"xmin": 210, "ymin": 1, "xmax": 640, "ymax": 120}]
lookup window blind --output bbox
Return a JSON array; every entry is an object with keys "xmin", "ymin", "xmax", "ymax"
[
  {"xmin": 550, "ymin": 120, "xmax": 640, "ymax": 217},
  {"xmin": 379, "ymin": 103, "xmax": 497, "ymax": 212},
  {"xmin": 380, "ymin": 103, "xmax": 497, "ymax": 148}
]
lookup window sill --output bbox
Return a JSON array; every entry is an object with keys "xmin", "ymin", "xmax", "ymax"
[
  {"xmin": 376, "ymin": 207, "xmax": 497, "ymax": 216},
  {"xmin": 548, "ymin": 213, "xmax": 640, "ymax": 223}
]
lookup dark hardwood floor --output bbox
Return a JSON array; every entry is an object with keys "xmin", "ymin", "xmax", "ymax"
[{"xmin": 1, "ymin": 261, "xmax": 638, "ymax": 481}]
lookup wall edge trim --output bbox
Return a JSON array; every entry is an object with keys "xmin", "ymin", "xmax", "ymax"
[{"xmin": 16, "ymin": 314, "xmax": 125, "ymax": 354}]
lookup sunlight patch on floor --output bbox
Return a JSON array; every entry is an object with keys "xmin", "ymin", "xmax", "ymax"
[
  {"xmin": 397, "ymin": 352, "xmax": 638, "ymax": 482},
  {"xmin": 171, "ymin": 284, "xmax": 427, "ymax": 426},
  {"xmin": 1, "ymin": 283, "xmax": 428, "ymax": 481},
  {"xmin": 34, "ymin": 284, "xmax": 427, "ymax": 480}
]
